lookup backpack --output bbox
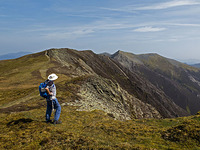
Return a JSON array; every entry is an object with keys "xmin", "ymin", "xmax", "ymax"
[{"xmin": 39, "ymin": 81, "xmax": 48, "ymax": 98}]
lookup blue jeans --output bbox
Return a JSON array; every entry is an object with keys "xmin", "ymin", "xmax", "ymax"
[{"xmin": 46, "ymin": 98, "xmax": 61, "ymax": 121}]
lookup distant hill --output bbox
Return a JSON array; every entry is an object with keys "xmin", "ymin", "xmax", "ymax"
[
  {"xmin": 192, "ymin": 63, "xmax": 200, "ymax": 68},
  {"xmin": 0, "ymin": 51, "xmax": 32, "ymax": 60}
]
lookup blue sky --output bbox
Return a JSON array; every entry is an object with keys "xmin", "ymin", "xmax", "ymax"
[{"xmin": 0, "ymin": 0, "xmax": 200, "ymax": 61}]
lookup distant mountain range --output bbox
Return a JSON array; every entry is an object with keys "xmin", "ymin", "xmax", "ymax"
[
  {"xmin": 192, "ymin": 63, "xmax": 200, "ymax": 68},
  {"xmin": 0, "ymin": 51, "xmax": 32, "ymax": 60},
  {"xmin": 180, "ymin": 59, "xmax": 200, "ymax": 65}
]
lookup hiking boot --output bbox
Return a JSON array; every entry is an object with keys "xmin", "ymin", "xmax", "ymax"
[
  {"xmin": 53, "ymin": 120, "xmax": 62, "ymax": 124},
  {"xmin": 46, "ymin": 120, "xmax": 52, "ymax": 123}
]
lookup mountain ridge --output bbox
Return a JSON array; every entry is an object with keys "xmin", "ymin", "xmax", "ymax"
[
  {"xmin": 111, "ymin": 50, "xmax": 200, "ymax": 115},
  {"xmin": 0, "ymin": 48, "xmax": 191, "ymax": 119}
]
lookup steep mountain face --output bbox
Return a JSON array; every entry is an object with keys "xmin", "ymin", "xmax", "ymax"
[
  {"xmin": 111, "ymin": 50, "xmax": 200, "ymax": 115},
  {"xmin": 0, "ymin": 48, "xmax": 189, "ymax": 120}
]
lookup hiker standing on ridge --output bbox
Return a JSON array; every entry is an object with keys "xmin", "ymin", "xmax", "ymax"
[{"xmin": 45, "ymin": 73, "xmax": 61, "ymax": 124}]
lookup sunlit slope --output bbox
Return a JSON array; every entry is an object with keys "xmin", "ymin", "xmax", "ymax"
[
  {"xmin": 1, "ymin": 105, "xmax": 200, "ymax": 149},
  {"xmin": 0, "ymin": 52, "xmax": 49, "ymax": 108},
  {"xmin": 0, "ymin": 51, "xmax": 69, "ymax": 110},
  {"xmin": 0, "ymin": 51, "xmax": 50, "ymax": 88}
]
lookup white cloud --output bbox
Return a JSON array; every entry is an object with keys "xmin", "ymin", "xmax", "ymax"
[
  {"xmin": 42, "ymin": 28, "xmax": 95, "ymax": 40},
  {"xmin": 101, "ymin": 0, "xmax": 200, "ymax": 13},
  {"xmin": 28, "ymin": 21, "xmax": 142, "ymax": 41},
  {"xmin": 136, "ymin": 0, "xmax": 200, "ymax": 10},
  {"xmin": 100, "ymin": 7, "xmax": 137, "ymax": 13},
  {"xmin": 133, "ymin": 26, "xmax": 166, "ymax": 32},
  {"xmin": 167, "ymin": 23, "xmax": 200, "ymax": 27}
]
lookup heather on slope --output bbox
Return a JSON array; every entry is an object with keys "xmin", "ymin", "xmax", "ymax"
[{"xmin": 1, "ymin": 106, "xmax": 200, "ymax": 149}]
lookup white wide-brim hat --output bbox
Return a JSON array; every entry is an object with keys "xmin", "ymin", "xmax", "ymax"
[{"xmin": 48, "ymin": 73, "xmax": 58, "ymax": 81}]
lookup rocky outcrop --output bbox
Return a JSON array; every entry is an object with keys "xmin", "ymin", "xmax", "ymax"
[{"xmin": 76, "ymin": 76, "xmax": 162, "ymax": 120}]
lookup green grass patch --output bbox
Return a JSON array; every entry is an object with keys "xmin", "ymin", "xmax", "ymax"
[{"xmin": 1, "ymin": 105, "xmax": 200, "ymax": 149}]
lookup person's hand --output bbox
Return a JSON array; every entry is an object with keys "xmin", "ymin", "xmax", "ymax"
[{"xmin": 50, "ymin": 92, "xmax": 53, "ymax": 96}]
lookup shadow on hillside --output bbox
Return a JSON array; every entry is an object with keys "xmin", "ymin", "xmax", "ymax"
[
  {"xmin": 7, "ymin": 118, "xmax": 34, "ymax": 127},
  {"xmin": 6, "ymin": 118, "xmax": 55, "ymax": 127},
  {"xmin": 0, "ymin": 101, "xmax": 46, "ymax": 114}
]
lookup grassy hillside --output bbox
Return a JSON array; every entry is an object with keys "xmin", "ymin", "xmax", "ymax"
[{"xmin": 1, "ymin": 105, "xmax": 200, "ymax": 149}]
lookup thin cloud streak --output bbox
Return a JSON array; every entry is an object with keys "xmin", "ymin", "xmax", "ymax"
[
  {"xmin": 100, "ymin": 7, "xmax": 138, "ymax": 13},
  {"xmin": 135, "ymin": 0, "xmax": 200, "ymax": 10},
  {"xmin": 21, "ymin": 20, "xmax": 200, "ymax": 41},
  {"xmin": 101, "ymin": 0, "xmax": 200, "ymax": 13},
  {"xmin": 38, "ymin": 23, "xmax": 167, "ymax": 40},
  {"xmin": 166, "ymin": 23, "xmax": 200, "ymax": 27},
  {"xmin": 133, "ymin": 27, "xmax": 166, "ymax": 32}
]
